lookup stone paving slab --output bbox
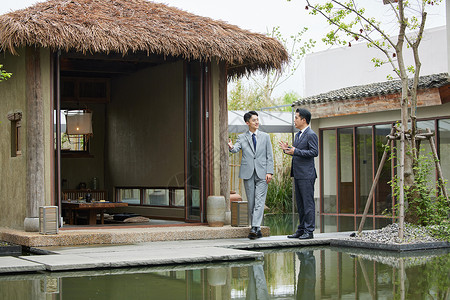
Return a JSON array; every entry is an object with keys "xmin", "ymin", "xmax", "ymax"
[
  {"xmin": 0, "ymin": 256, "xmax": 45, "ymax": 274},
  {"xmin": 19, "ymin": 247, "xmax": 262, "ymax": 271},
  {"xmin": 78, "ymin": 247, "xmax": 263, "ymax": 268},
  {"xmin": 43, "ymin": 232, "xmax": 351, "ymax": 255},
  {"xmin": 20, "ymin": 254, "xmax": 110, "ymax": 271}
]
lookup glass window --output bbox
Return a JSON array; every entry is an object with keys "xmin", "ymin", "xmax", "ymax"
[
  {"xmin": 339, "ymin": 128, "xmax": 354, "ymax": 213},
  {"xmin": 56, "ymin": 110, "xmax": 90, "ymax": 152},
  {"xmin": 338, "ymin": 216, "xmax": 355, "ymax": 231},
  {"xmin": 416, "ymin": 120, "xmax": 436, "ymax": 187},
  {"xmin": 119, "ymin": 189, "xmax": 140, "ymax": 205},
  {"xmin": 356, "ymin": 216, "xmax": 373, "ymax": 231},
  {"xmin": 174, "ymin": 189, "xmax": 185, "ymax": 206},
  {"xmin": 144, "ymin": 189, "xmax": 169, "ymax": 206},
  {"xmin": 374, "ymin": 125, "xmax": 393, "ymax": 215},
  {"xmin": 321, "ymin": 215, "xmax": 337, "ymax": 233},
  {"xmin": 356, "ymin": 126, "xmax": 373, "ymax": 214},
  {"xmin": 322, "ymin": 130, "xmax": 337, "ymax": 213},
  {"xmin": 438, "ymin": 119, "xmax": 450, "ymax": 194}
]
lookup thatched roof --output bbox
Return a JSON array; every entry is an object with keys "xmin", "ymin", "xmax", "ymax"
[{"xmin": 0, "ymin": 0, "xmax": 288, "ymax": 77}]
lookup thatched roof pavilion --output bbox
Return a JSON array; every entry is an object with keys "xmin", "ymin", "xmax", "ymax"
[{"xmin": 0, "ymin": 0, "xmax": 288, "ymax": 77}]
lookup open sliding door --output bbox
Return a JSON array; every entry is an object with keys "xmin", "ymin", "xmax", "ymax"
[{"xmin": 185, "ymin": 61, "xmax": 212, "ymax": 223}]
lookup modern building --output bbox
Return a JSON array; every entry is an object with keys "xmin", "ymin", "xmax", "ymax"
[{"xmin": 295, "ymin": 73, "xmax": 450, "ymax": 232}]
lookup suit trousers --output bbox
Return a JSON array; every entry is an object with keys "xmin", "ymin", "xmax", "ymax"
[
  {"xmin": 243, "ymin": 171, "xmax": 268, "ymax": 228},
  {"xmin": 294, "ymin": 178, "xmax": 316, "ymax": 233}
]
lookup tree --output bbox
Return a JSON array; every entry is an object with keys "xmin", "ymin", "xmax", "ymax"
[
  {"xmin": 303, "ymin": 0, "xmax": 443, "ymax": 238},
  {"xmin": 0, "ymin": 64, "xmax": 12, "ymax": 82},
  {"xmin": 253, "ymin": 26, "xmax": 315, "ymax": 105},
  {"xmin": 229, "ymin": 27, "xmax": 315, "ymax": 110}
]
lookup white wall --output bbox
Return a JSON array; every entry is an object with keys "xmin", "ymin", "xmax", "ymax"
[{"xmin": 305, "ymin": 26, "xmax": 448, "ymax": 97}]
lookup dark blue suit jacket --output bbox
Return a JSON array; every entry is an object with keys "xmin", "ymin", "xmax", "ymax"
[{"xmin": 291, "ymin": 127, "xmax": 318, "ymax": 179}]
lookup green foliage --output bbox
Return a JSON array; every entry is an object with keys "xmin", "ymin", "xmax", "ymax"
[
  {"xmin": 265, "ymin": 133, "xmax": 294, "ymax": 214},
  {"xmin": 388, "ymin": 149, "xmax": 450, "ymax": 241},
  {"xmin": 228, "ymin": 79, "xmax": 263, "ymax": 110},
  {"xmin": 228, "ymin": 26, "xmax": 314, "ymax": 110},
  {"xmin": 228, "ymin": 79, "xmax": 301, "ymax": 111},
  {"xmin": 0, "ymin": 64, "xmax": 12, "ymax": 82}
]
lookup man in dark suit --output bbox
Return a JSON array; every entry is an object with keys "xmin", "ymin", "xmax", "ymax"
[{"xmin": 279, "ymin": 108, "xmax": 318, "ymax": 239}]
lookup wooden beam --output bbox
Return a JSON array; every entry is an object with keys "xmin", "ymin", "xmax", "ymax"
[
  {"xmin": 61, "ymin": 51, "xmax": 178, "ymax": 64},
  {"xmin": 60, "ymin": 58, "xmax": 145, "ymax": 74}
]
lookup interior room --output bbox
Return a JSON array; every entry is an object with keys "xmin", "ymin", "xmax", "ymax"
[{"xmin": 56, "ymin": 51, "xmax": 192, "ymax": 226}]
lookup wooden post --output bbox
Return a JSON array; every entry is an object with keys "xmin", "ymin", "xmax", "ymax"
[
  {"xmin": 357, "ymin": 128, "xmax": 394, "ymax": 234},
  {"xmin": 25, "ymin": 46, "xmax": 45, "ymax": 231},
  {"xmin": 219, "ymin": 62, "xmax": 230, "ymax": 214}
]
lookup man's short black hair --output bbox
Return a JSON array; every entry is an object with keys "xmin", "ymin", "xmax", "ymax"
[
  {"xmin": 296, "ymin": 108, "xmax": 312, "ymax": 124},
  {"xmin": 244, "ymin": 111, "xmax": 258, "ymax": 123}
]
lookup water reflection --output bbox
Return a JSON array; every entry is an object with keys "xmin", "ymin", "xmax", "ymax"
[
  {"xmin": 1, "ymin": 247, "xmax": 449, "ymax": 299},
  {"xmin": 296, "ymin": 251, "xmax": 315, "ymax": 299},
  {"xmin": 246, "ymin": 265, "xmax": 269, "ymax": 300}
]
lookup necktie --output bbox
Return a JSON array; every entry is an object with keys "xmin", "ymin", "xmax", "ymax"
[
  {"xmin": 252, "ymin": 133, "xmax": 257, "ymax": 150},
  {"xmin": 295, "ymin": 131, "xmax": 302, "ymax": 143}
]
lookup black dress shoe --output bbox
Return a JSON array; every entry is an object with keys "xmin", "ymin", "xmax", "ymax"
[
  {"xmin": 298, "ymin": 232, "xmax": 313, "ymax": 240},
  {"xmin": 248, "ymin": 227, "xmax": 258, "ymax": 239},
  {"xmin": 256, "ymin": 229, "xmax": 263, "ymax": 239},
  {"xmin": 287, "ymin": 231, "xmax": 304, "ymax": 238}
]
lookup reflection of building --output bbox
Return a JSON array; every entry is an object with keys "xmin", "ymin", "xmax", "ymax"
[
  {"xmin": 297, "ymin": 23, "xmax": 450, "ymax": 232},
  {"xmin": 0, "ymin": 0, "xmax": 287, "ymax": 230}
]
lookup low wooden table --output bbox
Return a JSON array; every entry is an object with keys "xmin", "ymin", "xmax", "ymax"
[{"xmin": 62, "ymin": 201, "xmax": 128, "ymax": 225}]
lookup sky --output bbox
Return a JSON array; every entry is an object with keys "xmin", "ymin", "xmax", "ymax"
[{"xmin": 0, "ymin": 0, "xmax": 447, "ymax": 97}]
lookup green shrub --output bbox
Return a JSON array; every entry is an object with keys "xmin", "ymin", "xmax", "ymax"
[{"xmin": 389, "ymin": 149, "xmax": 450, "ymax": 241}]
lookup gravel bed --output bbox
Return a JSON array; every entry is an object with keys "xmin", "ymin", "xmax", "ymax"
[{"xmin": 351, "ymin": 223, "xmax": 442, "ymax": 244}]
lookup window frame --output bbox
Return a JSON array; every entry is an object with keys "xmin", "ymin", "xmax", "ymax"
[
  {"xmin": 318, "ymin": 116, "xmax": 450, "ymax": 232},
  {"xmin": 115, "ymin": 187, "xmax": 185, "ymax": 207}
]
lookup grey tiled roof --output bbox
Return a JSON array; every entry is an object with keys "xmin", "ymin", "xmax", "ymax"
[{"xmin": 294, "ymin": 73, "xmax": 449, "ymax": 106}]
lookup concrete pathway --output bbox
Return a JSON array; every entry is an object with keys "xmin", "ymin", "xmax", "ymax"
[{"xmin": 0, "ymin": 232, "xmax": 351, "ymax": 274}]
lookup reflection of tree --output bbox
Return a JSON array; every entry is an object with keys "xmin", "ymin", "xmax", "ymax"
[
  {"xmin": 402, "ymin": 252, "xmax": 450, "ymax": 299},
  {"xmin": 264, "ymin": 252, "xmax": 296, "ymax": 295}
]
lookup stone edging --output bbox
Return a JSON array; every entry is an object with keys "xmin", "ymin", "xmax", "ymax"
[{"xmin": 330, "ymin": 239, "xmax": 450, "ymax": 252}]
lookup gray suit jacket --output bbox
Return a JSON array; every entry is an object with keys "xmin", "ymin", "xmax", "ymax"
[
  {"xmin": 230, "ymin": 131, "xmax": 274, "ymax": 180},
  {"xmin": 291, "ymin": 127, "xmax": 318, "ymax": 179}
]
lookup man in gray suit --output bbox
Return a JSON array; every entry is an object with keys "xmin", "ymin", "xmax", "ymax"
[
  {"xmin": 228, "ymin": 111, "xmax": 274, "ymax": 239},
  {"xmin": 279, "ymin": 108, "xmax": 318, "ymax": 239}
]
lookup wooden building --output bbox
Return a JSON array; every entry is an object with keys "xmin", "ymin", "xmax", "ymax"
[{"xmin": 0, "ymin": 0, "xmax": 288, "ymax": 230}]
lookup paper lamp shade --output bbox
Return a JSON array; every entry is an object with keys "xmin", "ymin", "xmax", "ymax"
[{"xmin": 66, "ymin": 112, "xmax": 93, "ymax": 135}]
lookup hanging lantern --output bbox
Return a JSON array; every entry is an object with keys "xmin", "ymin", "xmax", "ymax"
[{"xmin": 66, "ymin": 111, "xmax": 93, "ymax": 135}]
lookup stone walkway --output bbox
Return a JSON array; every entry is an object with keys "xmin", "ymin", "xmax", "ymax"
[{"xmin": 0, "ymin": 231, "xmax": 351, "ymax": 274}]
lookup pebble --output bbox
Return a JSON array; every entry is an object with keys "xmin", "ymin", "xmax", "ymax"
[{"xmin": 351, "ymin": 223, "xmax": 441, "ymax": 244}]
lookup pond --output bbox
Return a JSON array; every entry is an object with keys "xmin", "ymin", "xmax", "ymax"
[{"xmin": 1, "ymin": 246, "xmax": 449, "ymax": 299}]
